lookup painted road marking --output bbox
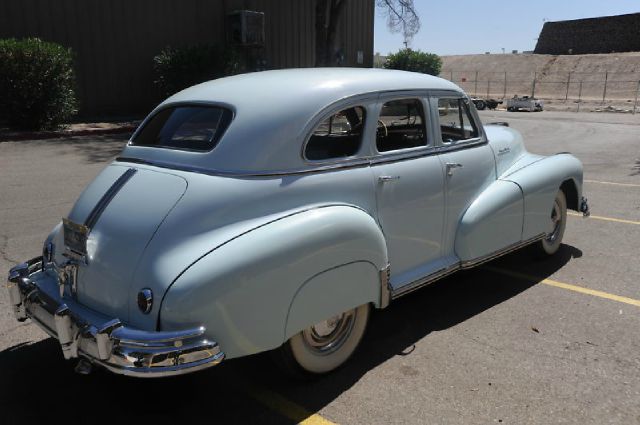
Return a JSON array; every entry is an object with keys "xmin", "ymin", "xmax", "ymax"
[
  {"xmin": 244, "ymin": 383, "xmax": 337, "ymax": 425},
  {"xmin": 584, "ymin": 179, "xmax": 640, "ymax": 188},
  {"xmin": 568, "ymin": 211, "xmax": 640, "ymax": 225},
  {"xmin": 486, "ymin": 266, "xmax": 640, "ymax": 308}
]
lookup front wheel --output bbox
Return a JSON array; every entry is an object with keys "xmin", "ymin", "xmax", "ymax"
[
  {"xmin": 538, "ymin": 189, "xmax": 567, "ymax": 255},
  {"xmin": 274, "ymin": 304, "xmax": 370, "ymax": 377}
]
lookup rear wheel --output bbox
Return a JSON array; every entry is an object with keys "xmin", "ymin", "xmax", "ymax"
[
  {"xmin": 274, "ymin": 304, "xmax": 370, "ymax": 377},
  {"xmin": 475, "ymin": 100, "xmax": 486, "ymax": 110},
  {"xmin": 538, "ymin": 189, "xmax": 567, "ymax": 256}
]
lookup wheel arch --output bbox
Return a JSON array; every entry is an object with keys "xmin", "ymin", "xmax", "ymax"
[
  {"xmin": 283, "ymin": 260, "xmax": 380, "ymax": 340},
  {"xmin": 560, "ymin": 178, "xmax": 580, "ymax": 211},
  {"xmin": 502, "ymin": 153, "xmax": 583, "ymax": 239}
]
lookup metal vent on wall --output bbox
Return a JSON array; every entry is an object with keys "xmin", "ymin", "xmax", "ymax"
[{"xmin": 227, "ymin": 10, "xmax": 265, "ymax": 46}]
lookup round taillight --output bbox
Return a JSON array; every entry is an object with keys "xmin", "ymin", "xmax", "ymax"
[{"xmin": 137, "ymin": 288, "xmax": 153, "ymax": 314}]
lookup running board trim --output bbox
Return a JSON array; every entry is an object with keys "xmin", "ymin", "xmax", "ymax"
[{"xmin": 390, "ymin": 234, "xmax": 546, "ymax": 300}]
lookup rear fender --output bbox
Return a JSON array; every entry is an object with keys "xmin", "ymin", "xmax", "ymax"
[
  {"xmin": 158, "ymin": 205, "xmax": 388, "ymax": 359},
  {"xmin": 502, "ymin": 153, "xmax": 583, "ymax": 240}
]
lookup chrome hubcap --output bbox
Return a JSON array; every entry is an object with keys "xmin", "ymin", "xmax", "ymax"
[
  {"xmin": 302, "ymin": 310, "xmax": 356, "ymax": 355},
  {"xmin": 546, "ymin": 199, "xmax": 562, "ymax": 243}
]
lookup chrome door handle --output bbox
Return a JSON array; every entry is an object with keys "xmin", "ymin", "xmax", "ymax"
[
  {"xmin": 378, "ymin": 175, "xmax": 400, "ymax": 183},
  {"xmin": 445, "ymin": 162, "xmax": 463, "ymax": 176}
]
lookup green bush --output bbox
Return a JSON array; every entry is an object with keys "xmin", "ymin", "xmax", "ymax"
[
  {"xmin": 0, "ymin": 38, "xmax": 78, "ymax": 130},
  {"xmin": 153, "ymin": 44, "xmax": 243, "ymax": 96},
  {"xmin": 384, "ymin": 48, "xmax": 442, "ymax": 76}
]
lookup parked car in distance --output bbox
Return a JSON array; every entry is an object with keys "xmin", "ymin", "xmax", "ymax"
[
  {"xmin": 471, "ymin": 97, "xmax": 503, "ymax": 110},
  {"xmin": 507, "ymin": 95, "xmax": 544, "ymax": 112},
  {"xmin": 6, "ymin": 68, "xmax": 589, "ymax": 378}
]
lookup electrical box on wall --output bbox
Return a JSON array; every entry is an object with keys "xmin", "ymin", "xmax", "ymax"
[{"xmin": 227, "ymin": 10, "xmax": 265, "ymax": 46}]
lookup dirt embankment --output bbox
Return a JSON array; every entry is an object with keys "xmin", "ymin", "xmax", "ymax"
[{"xmin": 441, "ymin": 53, "xmax": 640, "ymax": 112}]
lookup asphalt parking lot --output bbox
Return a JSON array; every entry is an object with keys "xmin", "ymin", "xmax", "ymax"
[{"xmin": 1, "ymin": 110, "xmax": 639, "ymax": 424}]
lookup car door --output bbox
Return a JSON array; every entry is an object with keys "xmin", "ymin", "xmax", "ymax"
[
  {"xmin": 370, "ymin": 94, "xmax": 447, "ymax": 291},
  {"xmin": 431, "ymin": 95, "xmax": 496, "ymax": 258}
]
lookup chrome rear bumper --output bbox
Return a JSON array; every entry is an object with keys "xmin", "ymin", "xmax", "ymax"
[{"xmin": 6, "ymin": 257, "xmax": 224, "ymax": 377}]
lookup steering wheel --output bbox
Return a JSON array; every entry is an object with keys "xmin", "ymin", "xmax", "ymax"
[{"xmin": 377, "ymin": 119, "xmax": 388, "ymax": 138}]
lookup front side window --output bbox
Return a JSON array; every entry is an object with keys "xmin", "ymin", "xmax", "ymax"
[
  {"xmin": 305, "ymin": 106, "xmax": 366, "ymax": 161},
  {"xmin": 376, "ymin": 98, "xmax": 427, "ymax": 152},
  {"xmin": 437, "ymin": 98, "xmax": 479, "ymax": 144},
  {"xmin": 132, "ymin": 105, "xmax": 233, "ymax": 151}
]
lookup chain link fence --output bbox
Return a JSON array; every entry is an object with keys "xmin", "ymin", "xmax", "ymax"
[{"xmin": 440, "ymin": 70, "xmax": 640, "ymax": 113}]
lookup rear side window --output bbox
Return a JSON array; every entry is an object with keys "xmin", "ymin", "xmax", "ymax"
[
  {"xmin": 437, "ymin": 98, "xmax": 479, "ymax": 143},
  {"xmin": 305, "ymin": 106, "xmax": 366, "ymax": 161},
  {"xmin": 132, "ymin": 106, "xmax": 232, "ymax": 151},
  {"xmin": 377, "ymin": 98, "xmax": 427, "ymax": 152}
]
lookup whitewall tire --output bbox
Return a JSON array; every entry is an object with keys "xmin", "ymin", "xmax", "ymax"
[
  {"xmin": 275, "ymin": 304, "xmax": 370, "ymax": 377},
  {"xmin": 539, "ymin": 189, "xmax": 567, "ymax": 255}
]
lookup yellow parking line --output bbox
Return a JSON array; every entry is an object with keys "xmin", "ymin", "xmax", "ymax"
[
  {"xmin": 486, "ymin": 266, "xmax": 640, "ymax": 308},
  {"xmin": 568, "ymin": 211, "xmax": 640, "ymax": 225},
  {"xmin": 245, "ymin": 383, "xmax": 337, "ymax": 425},
  {"xmin": 584, "ymin": 179, "xmax": 640, "ymax": 188}
]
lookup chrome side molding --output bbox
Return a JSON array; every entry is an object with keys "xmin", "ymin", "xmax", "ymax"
[
  {"xmin": 379, "ymin": 264, "xmax": 391, "ymax": 309},
  {"xmin": 391, "ymin": 234, "xmax": 546, "ymax": 300}
]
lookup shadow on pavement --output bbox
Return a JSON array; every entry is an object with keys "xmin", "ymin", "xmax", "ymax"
[
  {"xmin": 44, "ymin": 135, "xmax": 128, "ymax": 164},
  {"xmin": 0, "ymin": 244, "xmax": 580, "ymax": 425}
]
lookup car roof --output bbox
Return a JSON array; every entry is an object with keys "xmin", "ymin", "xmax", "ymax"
[
  {"xmin": 123, "ymin": 68, "xmax": 464, "ymax": 175},
  {"xmin": 164, "ymin": 67, "xmax": 461, "ymax": 111}
]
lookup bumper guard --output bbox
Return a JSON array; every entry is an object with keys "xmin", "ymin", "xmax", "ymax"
[
  {"xmin": 580, "ymin": 196, "xmax": 590, "ymax": 217},
  {"xmin": 6, "ymin": 257, "xmax": 224, "ymax": 377}
]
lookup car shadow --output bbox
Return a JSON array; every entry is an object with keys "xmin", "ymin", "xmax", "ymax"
[
  {"xmin": 49, "ymin": 135, "xmax": 129, "ymax": 164},
  {"xmin": 0, "ymin": 244, "xmax": 581, "ymax": 424}
]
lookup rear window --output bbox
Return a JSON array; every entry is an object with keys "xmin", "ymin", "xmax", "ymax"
[
  {"xmin": 132, "ymin": 106, "xmax": 232, "ymax": 151},
  {"xmin": 304, "ymin": 106, "xmax": 366, "ymax": 161}
]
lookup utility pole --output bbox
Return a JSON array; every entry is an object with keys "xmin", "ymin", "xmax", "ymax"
[
  {"xmin": 602, "ymin": 71, "xmax": 608, "ymax": 103},
  {"xmin": 634, "ymin": 80, "xmax": 640, "ymax": 115},
  {"xmin": 503, "ymin": 71, "xmax": 507, "ymax": 99},
  {"xmin": 474, "ymin": 71, "xmax": 478, "ymax": 97},
  {"xmin": 577, "ymin": 81, "xmax": 583, "ymax": 112},
  {"xmin": 531, "ymin": 72, "xmax": 537, "ymax": 98},
  {"xmin": 565, "ymin": 72, "xmax": 571, "ymax": 102}
]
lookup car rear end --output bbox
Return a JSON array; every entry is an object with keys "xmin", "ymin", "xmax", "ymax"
[{"xmin": 5, "ymin": 104, "xmax": 233, "ymax": 377}]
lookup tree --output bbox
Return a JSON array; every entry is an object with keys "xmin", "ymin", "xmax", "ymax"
[
  {"xmin": 384, "ymin": 48, "xmax": 442, "ymax": 76},
  {"xmin": 315, "ymin": 0, "xmax": 420, "ymax": 66},
  {"xmin": 376, "ymin": 0, "xmax": 420, "ymax": 45}
]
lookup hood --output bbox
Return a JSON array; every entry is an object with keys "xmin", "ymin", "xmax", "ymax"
[{"xmin": 59, "ymin": 164, "xmax": 187, "ymax": 322}]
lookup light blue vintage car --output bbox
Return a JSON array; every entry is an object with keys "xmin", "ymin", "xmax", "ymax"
[{"xmin": 6, "ymin": 68, "xmax": 589, "ymax": 378}]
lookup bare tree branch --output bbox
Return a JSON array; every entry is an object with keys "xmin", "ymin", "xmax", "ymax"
[{"xmin": 376, "ymin": 0, "xmax": 420, "ymax": 44}]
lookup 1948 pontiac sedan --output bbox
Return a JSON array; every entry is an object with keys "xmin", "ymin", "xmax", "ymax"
[{"xmin": 6, "ymin": 68, "xmax": 589, "ymax": 378}]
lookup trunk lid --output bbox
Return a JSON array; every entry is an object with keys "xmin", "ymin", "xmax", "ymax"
[{"xmin": 65, "ymin": 164, "xmax": 187, "ymax": 322}]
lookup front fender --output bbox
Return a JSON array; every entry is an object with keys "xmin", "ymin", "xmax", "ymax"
[
  {"xmin": 455, "ymin": 180, "xmax": 523, "ymax": 262},
  {"xmin": 502, "ymin": 153, "xmax": 583, "ymax": 240},
  {"xmin": 158, "ymin": 205, "xmax": 387, "ymax": 359}
]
